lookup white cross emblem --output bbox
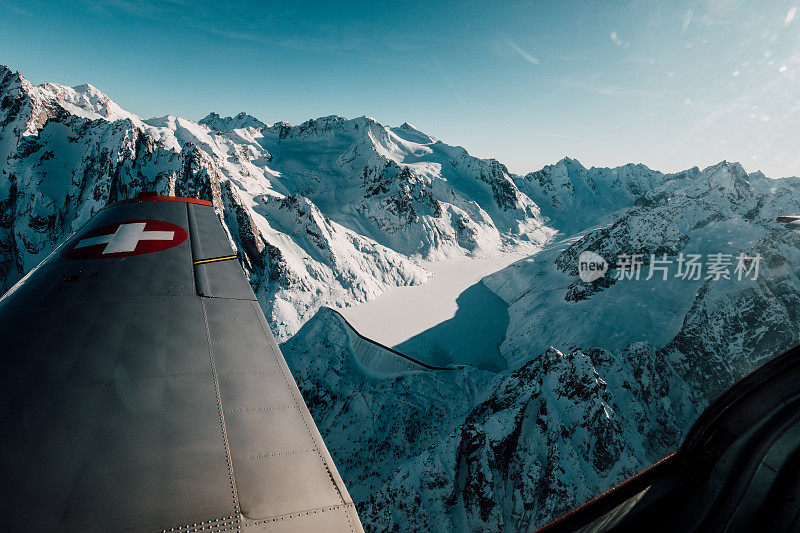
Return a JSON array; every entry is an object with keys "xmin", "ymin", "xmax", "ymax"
[{"xmin": 75, "ymin": 222, "xmax": 175, "ymax": 254}]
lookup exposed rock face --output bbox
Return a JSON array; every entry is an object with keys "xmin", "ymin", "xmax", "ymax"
[{"xmin": 199, "ymin": 111, "xmax": 267, "ymax": 132}]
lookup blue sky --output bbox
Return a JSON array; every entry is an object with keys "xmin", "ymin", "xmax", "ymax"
[{"xmin": 1, "ymin": 0, "xmax": 799, "ymax": 178}]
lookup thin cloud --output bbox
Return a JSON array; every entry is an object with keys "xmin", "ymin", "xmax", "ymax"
[
  {"xmin": 554, "ymin": 77, "xmax": 697, "ymax": 97},
  {"xmin": 502, "ymin": 36, "xmax": 539, "ymax": 65},
  {"xmin": 610, "ymin": 31, "xmax": 629, "ymax": 47},
  {"xmin": 3, "ymin": 2, "xmax": 29, "ymax": 16},
  {"xmin": 682, "ymin": 9, "xmax": 693, "ymax": 32},
  {"xmin": 279, "ymin": 37, "xmax": 362, "ymax": 52},
  {"xmin": 785, "ymin": 7, "xmax": 797, "ymax": 25},
  {"xmin": 386, "ymin": 42, "xmax": 425, "ymax": 52}
]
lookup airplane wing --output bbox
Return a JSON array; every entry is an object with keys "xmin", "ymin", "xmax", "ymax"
[
  {"xmin": 0, "ymin": 194, "xmax": 363, "ymax": 532},
  {"xmin": 535, "ymin": 341, "xmax": 800, "ymax": 533}
]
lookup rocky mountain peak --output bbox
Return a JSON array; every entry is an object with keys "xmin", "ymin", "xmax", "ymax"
[
  {"xmin": 199, "ymin": 111, "xmax": 267, "ymax": 132},
  {"xmin": 0, "ymin": 65, "xmax": 24, "ymax": 91}
]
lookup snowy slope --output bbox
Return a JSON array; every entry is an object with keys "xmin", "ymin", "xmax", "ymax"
[{"xmin": 488, "ymin": 162, "xmax": 800, "ymax": 374}]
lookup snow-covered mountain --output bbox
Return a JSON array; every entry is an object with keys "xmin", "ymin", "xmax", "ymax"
[
  {"xmin": 0, "ymin": 65, "xmax": 554, "ymax": 341},
  {"xmin": 283, "ymin": 310, "xmax": 667, "ymax": 531},
  {"xmin": 282, "ymin": 163, "xmax": 800, "ymax": 531},
  {"xmin": 4, "ymin": 64, "xmax": 800, "ymax": 532},
  {"xmin": 491, "ymin": 161, "xmax": 800, "ymax": 375},
  {"xmin": 516, "ymin": 156, "xmax": 670, "ymax": 235}
]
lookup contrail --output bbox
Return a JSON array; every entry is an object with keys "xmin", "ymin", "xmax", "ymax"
[{"xmin": 502, "ymin": 36, "xmax": 539, "ymax": 65}]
